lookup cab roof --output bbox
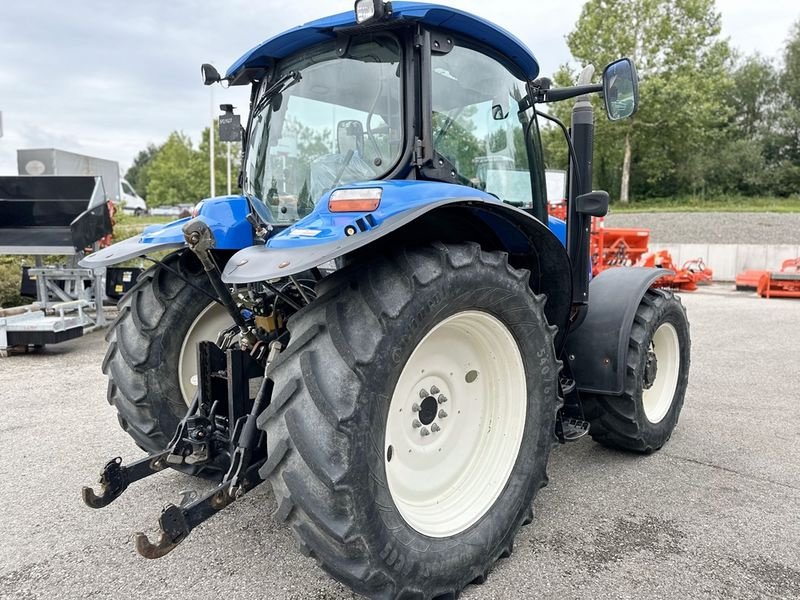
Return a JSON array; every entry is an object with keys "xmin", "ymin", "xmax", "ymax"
[{"xmin": 225, "ymin": 2, "xmax": 539, "ymax": 83}]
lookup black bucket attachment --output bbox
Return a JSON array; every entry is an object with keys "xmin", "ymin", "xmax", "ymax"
[{"xmin": 0, "ymin": 175, "xmax": 111, "ymax": 255}]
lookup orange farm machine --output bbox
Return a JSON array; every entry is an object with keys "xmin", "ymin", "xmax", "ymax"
[
  {"xmin": 736, "ymin": 257, "xmax": 800, "ymax": 298},
  {"xmin": 548, "ymin": 202, "xmax": 713, "ymax": 291}
]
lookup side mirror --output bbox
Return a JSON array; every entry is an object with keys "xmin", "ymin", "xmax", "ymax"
[
  {"xmin": 575, "ymin": 191, "xmax": 609, "ymax": 217},
  {"xmin": 337, "ymin": 120, "xmax": 364, "ymax": 155},
  {"xmin": 218, "ymin": 104, "xmax": 242, "ymax": 142},
  {"xmin": 201, "ymin": 63, "xmax": 221, "ymax": 86},
  {"xmin": 602, "ymin": 58, "xmax": 639, "ymax": 121}
]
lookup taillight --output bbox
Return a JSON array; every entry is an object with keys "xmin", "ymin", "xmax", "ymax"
[{"xmin": 328, "ymin": 188, "xmax": 382, "ymax": 212}]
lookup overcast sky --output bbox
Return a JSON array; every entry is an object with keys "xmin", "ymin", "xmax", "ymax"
[{"xmin": 1, "ymin": 1, "xmax": 797, "ymax": 181}]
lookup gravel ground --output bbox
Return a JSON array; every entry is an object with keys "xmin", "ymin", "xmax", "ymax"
[
  {"xmin": 1, "ymin": 285, "xmax": 799, "ymax": 599},
  {"xmin": 604, "ymin": 212, "xmax": 800, "ymax": 245}
]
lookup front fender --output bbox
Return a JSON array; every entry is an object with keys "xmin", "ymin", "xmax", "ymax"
[
  {"xmin": 564, "ymin": 267, "xmax": 673, "ymax": 395},
  {"xmin": 80, "ymin": 196, "xmax": 253, "ymax": 268}
]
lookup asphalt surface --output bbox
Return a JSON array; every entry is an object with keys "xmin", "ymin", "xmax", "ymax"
[
  {"xmin": 1, "ymin": 285, "xmax": 799, "ymax": 599},
  {"xmin": 604, "ymin": 212, "xmax": 800, "ymax": 245}
]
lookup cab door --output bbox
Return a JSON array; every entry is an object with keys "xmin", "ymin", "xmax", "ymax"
[{"xmin": 427, "ymin": 36, "xmax": 548, "ymax": 223}]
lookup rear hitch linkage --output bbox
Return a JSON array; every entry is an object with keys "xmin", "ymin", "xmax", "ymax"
[{"xmin": 82, "ymin": 338, "xmax": 283, "ymax": 559}]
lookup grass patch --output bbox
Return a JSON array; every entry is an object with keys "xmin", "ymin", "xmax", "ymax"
[{"xmin": 609, "ymin": 196, "xmax": 800, "ymax": 213}]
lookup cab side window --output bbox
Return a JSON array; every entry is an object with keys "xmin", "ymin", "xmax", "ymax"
[{"xmin": 431, "ymin": 43, "xmax": 542, "ymax": 211}]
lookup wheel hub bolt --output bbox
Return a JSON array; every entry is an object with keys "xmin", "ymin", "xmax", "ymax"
[
  {"xmin": 431, "ymin": 423, "xmax": 441, "ymax": 433},
  {"xmin": 438, "ymin": 409, "xmax": 448, "ymax": 419},
  {"xmin": 420, "ymin": 427, "xmax": 430, "ymax": 437},
  {"xmin": 412, "ymin": 403, "xmax": 421, "ymax": 412},
  {"xmin": 412, "ymin": 419, "xmax": 422, "ymax": 429},
  {"xmin": 419, "ymin": 389, "xmax": 429, "ymax": 399},
  {"xmin": 430, "ymin": 385, "xmax": 440, "ymax": 394},
  {"xmin": 437, "ymin": 394, "xmax": 448, "ymax": 404}
]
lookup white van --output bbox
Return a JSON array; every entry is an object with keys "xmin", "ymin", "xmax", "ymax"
[{"xmin": 120, "ymin": 178, "xmax": 147, "ymax": 215}]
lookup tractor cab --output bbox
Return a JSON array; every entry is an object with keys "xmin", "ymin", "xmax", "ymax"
[{"xmin": 219, "ymin": 2, "xmax": 566, "ymax": 227}]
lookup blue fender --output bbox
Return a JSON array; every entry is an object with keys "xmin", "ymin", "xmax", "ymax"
[
  {"xmin": 224, "ymin": 181, "xmax": 539, "ymax": 281},
  {"xmin": 79, "ymin": 196, "xmax": 253, "ymax": 268}
]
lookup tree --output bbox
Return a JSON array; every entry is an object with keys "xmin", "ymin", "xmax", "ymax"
[
  {"xmin": 771, "ymin": 19, "xmax": 800, "ymax": 195},
  {"xmin": 143, "ymin": 123, "xmax": 244, "ymax": 206},
  {"xmin": 565, "ymin": 0, "xmax": 732, "ymax": 202},
  {"xmin": 124, "ymin": 144, "xmax": 160, "ymax": 200},
  {"xmin": 728, "ymin": 54, "xmax": 778, "ymax": 139},
  {"xmin": 145, "ymin": 132, "xmax": 206, "ymax": 206}
]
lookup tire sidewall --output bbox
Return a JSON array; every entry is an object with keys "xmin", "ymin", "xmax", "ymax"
[
  {"xmin": 147, "ymin": 266, "xmax": 218, "ymax": 435},
  {"xmin": 342, "ymin": 251, "xmax": 558, "ymax": 585},
  {"xmin": 113, "ymin": 252, "xmax": 219, "ymax": 449},
  {"xmin": 633, "ymin": 296, "xmax": 690, "ymax": 448}
]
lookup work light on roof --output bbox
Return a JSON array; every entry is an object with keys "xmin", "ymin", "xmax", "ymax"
[{"xmin": 355, "ymin": 0, "xmax": 387, "ymax": 24}]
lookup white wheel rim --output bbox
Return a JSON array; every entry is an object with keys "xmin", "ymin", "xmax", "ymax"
[
  {"xmin": 642, "ymin": 322, "xmax": 681, "ymax": 424},
  {"xmin": 178, "ymin": 302, "xmax": 234, "ymax": 405},
  {"xmin": 385, "ymin": 310, "xmax": 527, "ymax": 538}
]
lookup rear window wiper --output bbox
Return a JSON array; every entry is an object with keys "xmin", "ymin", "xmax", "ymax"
[{"xmin": 252, "ymin": 70, "xmax": 302, "ymax": 119}]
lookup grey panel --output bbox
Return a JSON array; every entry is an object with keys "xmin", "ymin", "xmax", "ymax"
[
  {"xmin": 79, "ymin": 236, "xmax": 183, "ymax": 268},
  {"xmin": 17, "ymin": 149, "xmax": 118, "ymax": 203}
]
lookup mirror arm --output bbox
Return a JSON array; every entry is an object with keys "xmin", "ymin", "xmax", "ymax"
[{"xmin": 536, "ymin": 83, "xmax": 603, "ymax": 104}]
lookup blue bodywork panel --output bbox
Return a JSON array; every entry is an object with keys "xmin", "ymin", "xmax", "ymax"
[
  {"xmin": 81, "ymin": 182, "xmax": 565, "ymax": 271},
  {"xmin": 267, "ymin": 181, "xmax": 490, "ymax": 249},
  {"xmin": 78, "ymin": 195, "xmax": 253, "ymax": 268},
  {"xmin": 226, "ymin": 2, "xmax": 539, "ymax": 82},
  {"xmin": 547, "ymin": 216, "xmax": 567, "ymax": 247},
  {"xmin": 266, "ymin": 181, "xmax": 565, "ymax": 250},
  {"xmin": 140, "ymin": 195, "xmax": 253, "ymax": 249}
]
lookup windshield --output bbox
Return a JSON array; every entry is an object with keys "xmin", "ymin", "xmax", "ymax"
[{"xmin": 244, "ymin": 34, "xmax": 403, "ymax": 223}]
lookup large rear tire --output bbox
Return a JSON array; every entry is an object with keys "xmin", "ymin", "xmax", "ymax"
[
  {"xmin": 258, "ymin": 243, "xmax": 560, "ymax": 599},
  {"xmin": 103, "ymin": 252, "xmax": 232, "ymax": 470},
  {"xmin": 583, "ymin": 289, "xmax": 690, "ymax": 453}
]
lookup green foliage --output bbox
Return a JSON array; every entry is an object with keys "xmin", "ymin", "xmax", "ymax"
[
  {"xmin": 563, "ymin": 0, "xmax": 733, "ymax": 202},
  {"xmin": 143, "ymin": 123, "xmax": 242, "ymax": 206},
  {"xmin": 0, "ymin": 256, "xmax": 28, "ymax": 308},
  {"xmin": 431, "ymin": 110, "xmax": 482, "ymax": 177},
  {"xmin": 546, "ymin": 2, "xmax": 800, "ymax": 202},
  {"xmin": 198, "ymin": 123, "xmax": 243, "ymax": 197},
  {"xmin": 124, "ymin": 144, "xmax": 160, "ymax": 200},
  {"xmin": 145, "ymin": 132, "xmax": 205, "ymax": 206},
  {"xmin": 286, "ymin": 117, "xmax": 333, "ymax": 167}
]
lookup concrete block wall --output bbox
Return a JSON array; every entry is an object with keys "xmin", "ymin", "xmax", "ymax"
[{"xmin": 650, "ymin": 243, "xmax": 800, "ymax": 282}]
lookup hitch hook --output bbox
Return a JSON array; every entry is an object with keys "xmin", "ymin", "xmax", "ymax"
[
  {"xmin": 81, "ymin": 457, "xmax": 127, "ymax": 509},
  {"xmin": 82, "ymin": 453, "xmax": 168, "ymax": 509},
  {"xmin": 134, "ymin": 504, "xmax": 189, "ymax": 559}
]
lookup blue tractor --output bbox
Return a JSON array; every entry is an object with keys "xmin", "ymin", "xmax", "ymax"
[{"xmin": 82, "ymin": 3, "xmax": 690, "ymax": 597}]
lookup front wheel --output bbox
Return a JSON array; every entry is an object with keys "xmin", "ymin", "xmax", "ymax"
[
  {"xmin": 583, "ymin": 289, "xmax": 690, "ymax": 453},
  {"xmin": 258, "ymin": 243, "xmax": 560, "ymax": 599},
  {"xmin": 103, "ymin": 252, "xmax": 233, "ymax": 460}
]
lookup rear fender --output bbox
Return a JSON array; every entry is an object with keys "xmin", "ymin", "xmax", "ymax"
[
  {"xmin": 564, "ymin": 267, "xmax": 672, "ymax": 395},
  {"xmin": 79, "ymin": 196, "xmax": 252, "ymax": 268},
  {"xmin": 223, "ymin": 182, "xmax": 572, "ymax": 339}
]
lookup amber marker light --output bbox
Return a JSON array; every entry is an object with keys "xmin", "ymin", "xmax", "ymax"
[{"xmin": 328, "ymin": 188, "xmax": 382, "ymax": 212}]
